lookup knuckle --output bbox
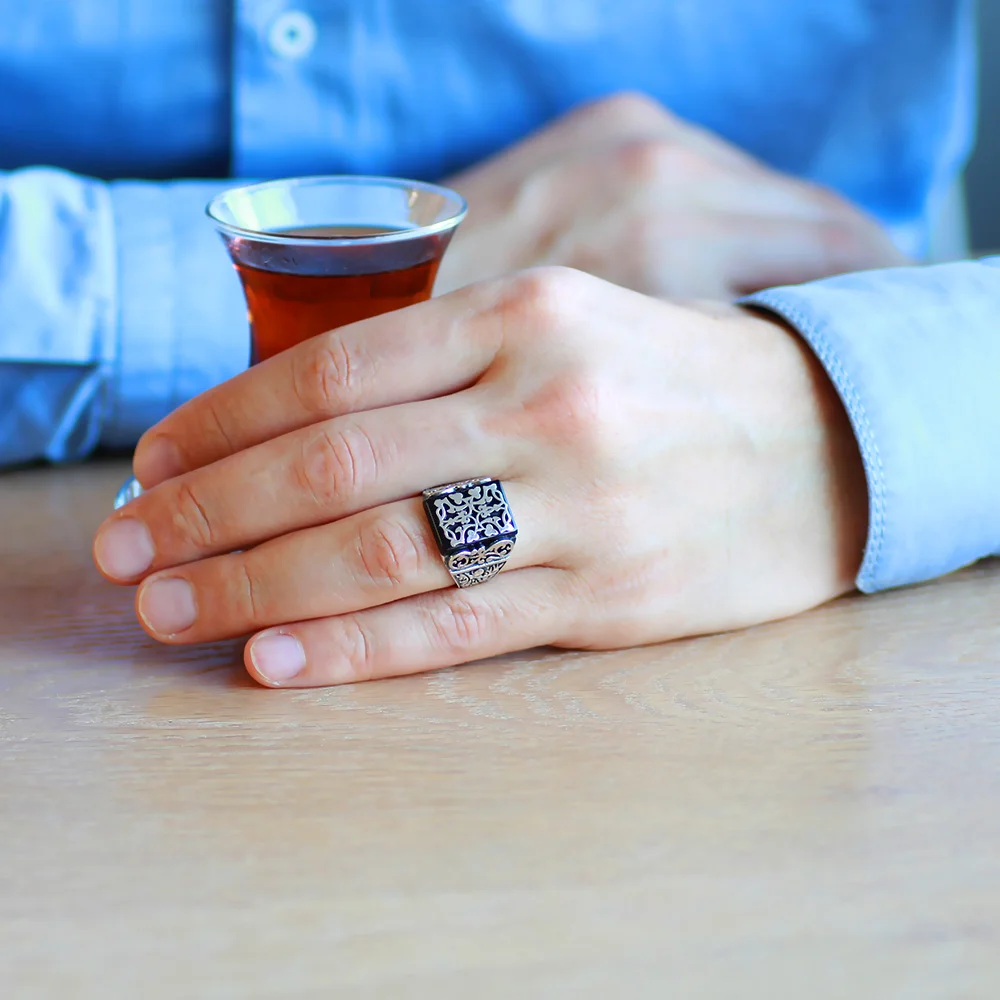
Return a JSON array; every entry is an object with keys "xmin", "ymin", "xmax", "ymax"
[
  {"xmin": 354, "ymin": 515, "xmax": 430, "ymax": 589},
  {"xmin": 805, "ymin": 182, "xmax": 850, "ymax": 216},
  {"xmin": 293, "ymin": 335, "xmax": 362, "ymax": 417},
  {"xmin": 526, "ymin": 372, "xmax": 606, "ymax": 451},
  {"xmin": 495, "ymin": 265, "xmax": 585, "ymax": 330},
  {"xmin": 297, "ymin": 422, "xmax": 378, "ymax": 508},
  {"xmin": 616, "ymin": 137, "xmax": 702, "ymax": 185},
  {"xmin": 170, "ymin": 480, "xmax": 217, "ymax": 550},
  {"xmin": 202, "ymin": 397, "xmax": 237, "ymax": 455},
  {"xmin": 590, "ymin": 91, "xmax": 671, "ymax": 130},
  {"xmin": 234, "ymin": 558, "xmax": 267, "ymax": 624},
  {"xmin": 818, "ymin": 216, "xmax": 857, "ymax": 251},
  {"xmin": 333, "ymin": 615, "xmax": 376, "ymax": 683},
  {"xmin": 426, "ymin": 592, "xmax": 498, "ymax": 656},
  {"xmin": 813, "ymin": 217, "xmax": 877, "ymax": 273}
]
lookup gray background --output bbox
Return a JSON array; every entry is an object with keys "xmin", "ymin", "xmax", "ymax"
[{"xmin": 967, "ymin": 0, "xmax": 999, "ymax": 251}]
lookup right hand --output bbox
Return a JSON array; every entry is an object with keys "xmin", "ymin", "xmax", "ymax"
[
  {"xmin": 94, "ymin": 266, "xmax": 868, "ymax": 687},
  {"xmin": 437, "ymin": 92, "xmax": 908, "ymax": 299}
]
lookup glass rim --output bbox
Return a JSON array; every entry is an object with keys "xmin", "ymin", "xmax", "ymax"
[{"xmin": 205, "ymin": 174, "xmax": 468, "ymax": 248}]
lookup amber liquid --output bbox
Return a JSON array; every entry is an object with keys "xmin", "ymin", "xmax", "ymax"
[{"xmin": 226, "ymin": 224, "xmax": 450, "ymax": 364}]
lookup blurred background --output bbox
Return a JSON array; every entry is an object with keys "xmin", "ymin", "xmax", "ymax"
[{"xmin": 968, "ymin": 0, "xmax": 1000, "ymax": 252}]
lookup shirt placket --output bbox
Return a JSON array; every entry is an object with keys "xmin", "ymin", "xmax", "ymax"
[{"xmin": 231, "ymin": 0, "xmax": 354, "ymax": 178}]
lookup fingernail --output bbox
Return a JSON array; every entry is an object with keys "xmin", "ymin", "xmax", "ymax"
[
  {"xmin": 94, "ymin": 518, "xmax": 155, "ymax": 579},
  {"xmin": 135, "ymin": 435, "xmax": 183, "ymax": 486},
  {"xmin": 138, "ymin": 577, "xmax": 197, "ymax": 636},
  {"xmin": 250, "ymin": 633, "xmax": 307, "ymax": 684}
]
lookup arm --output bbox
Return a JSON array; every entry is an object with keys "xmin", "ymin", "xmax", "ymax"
[
  {"xmin": 745, "ymin": 258, "xmax": 1000, "ymax": 592},
  {"xmin": 0, "ymin": 167, "xmax": 247, "ymax": 468}
]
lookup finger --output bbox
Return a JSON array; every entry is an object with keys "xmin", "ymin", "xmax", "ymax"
[
  {"xmin": 676, "ymin": 168, "xmax": 861, "ymax": 223},
  {"xmin": 132, "ymin": 484, "xmax": 552, "ymax": 644},
  {"xmin": 95, "ymin": 388, "xmax": 511, "ymax": 578},
  {"xmin": 722, "ymin": 213, "xmax": 907, "ymax": 295},
  {"xmin": 133, "ymin": 283, "xmax": 503, "ymax": 488},
  {"xmin": 243, "ymin": 566, "xmax": 576, "ymax": 688}
]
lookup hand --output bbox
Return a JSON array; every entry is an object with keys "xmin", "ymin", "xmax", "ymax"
[
  {"xmin": 437, "ymin": 92, "xmax": 908, "ymax": 299},
  {"xmin": 92, "ymin": 267, "xmax": 868, "ymax": 688}
]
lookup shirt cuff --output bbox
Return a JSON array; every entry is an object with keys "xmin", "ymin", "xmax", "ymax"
[
  {"xmin": 743, "ymin": 260, "xmax": 1000, "ymax": 593},
  {"xmin": 102, "ymin": 180, "xmax": 249, "ymax": 449}
]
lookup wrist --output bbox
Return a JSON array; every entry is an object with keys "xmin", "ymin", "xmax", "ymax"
[{"xmin": 739, "ymin": 304, "xmax": 869, "ymax": 593}]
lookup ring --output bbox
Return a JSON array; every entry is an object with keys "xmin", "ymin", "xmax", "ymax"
[
  {"xmin": 422, "ymin": 478, "xmax": 518, "ymax": 588},
  {"xmin": 114, "ymin": 476, "xmax": 144, "ymax": 509}
]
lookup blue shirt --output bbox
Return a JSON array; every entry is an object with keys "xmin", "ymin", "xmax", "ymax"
[{"xmin": 1, "ymin": 0, "xmax": 997, "ymax": 593}]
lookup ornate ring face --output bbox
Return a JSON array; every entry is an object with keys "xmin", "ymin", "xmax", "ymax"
[{"xmin": 421, "ymin": 478, "xmax": 518, "ymax": 588}]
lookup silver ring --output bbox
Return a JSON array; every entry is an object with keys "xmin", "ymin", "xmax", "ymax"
[
  {"xmin": 422, "ymin": 478, "xmax": 518, "ymax": 588},
  {"xmin": 114, "ymin": 476, "xmax": 144, "ymax": 509}
]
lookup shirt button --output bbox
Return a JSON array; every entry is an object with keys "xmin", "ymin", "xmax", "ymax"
[{"xmin": 268, "ymin": 10, "xmax": 317, "ymax": 60}]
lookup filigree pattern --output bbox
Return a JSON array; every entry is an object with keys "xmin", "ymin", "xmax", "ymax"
[
  {"xmin": 447, "ymin": 538, "xmax": 515, "ymax": 572},
  {"xmin": 430, "ymin": 481, "xmax": 515, "ymax": 548},
  {"xmin": 451, "ymin": 562, "xmax": 504, "ymax": 588}
]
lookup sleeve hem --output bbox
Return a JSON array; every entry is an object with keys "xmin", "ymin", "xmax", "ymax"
[
  {"xmin": 102, "ymin": 180, "xmax": 248, "ymax": 450},
  {"xmin": 103, "ymin": 182, "xmax": 179, "ymax": 449}
]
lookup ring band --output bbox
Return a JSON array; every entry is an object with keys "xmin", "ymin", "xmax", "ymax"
[
  {"xmin": 114, "ymin": 476, "xmax": 144, "ymax": 509},
  {"xmin": 422, "ymin": 477, "xmax": 518, "ymax": 588}
]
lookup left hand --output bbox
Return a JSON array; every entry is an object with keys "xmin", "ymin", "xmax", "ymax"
[
  {"xmin": 92, "ymin": 267, "xmax": 868, "ymax": 687},
  {"xmin": 437, "ymin": 93, "xmax": 908, "ymax": 299}
]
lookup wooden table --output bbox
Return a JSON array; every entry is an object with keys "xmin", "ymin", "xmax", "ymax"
[{"xmin": 2, "ymin": 461, "xmax": 999, "ymax": 998}]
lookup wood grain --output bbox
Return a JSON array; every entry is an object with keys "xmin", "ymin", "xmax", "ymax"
[{"xmin": 1, "ymin": 460, "xmax": 999, "ymax": 998}]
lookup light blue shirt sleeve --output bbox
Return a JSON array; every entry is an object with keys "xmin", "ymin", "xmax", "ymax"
[
  {"xmin": 0, "ymin": 168, "xmax": 247, "ymax": 467},
  {"xmin": 744, "ymin": 260, "xmax": 1000, "ymax": 593}
]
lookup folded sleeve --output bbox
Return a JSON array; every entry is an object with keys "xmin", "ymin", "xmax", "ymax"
[
  {"xmin": 0, "ymin": 167, "xmax": 247, "ymax": 468},
  {"xmin": 744, "ymin": 259, "xmax": 1000, "ymax": 593}
]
